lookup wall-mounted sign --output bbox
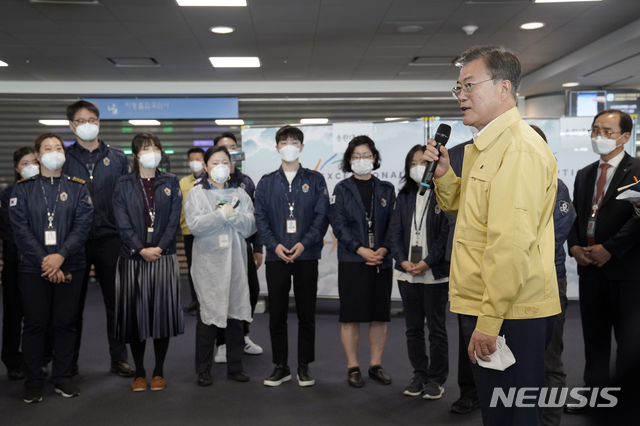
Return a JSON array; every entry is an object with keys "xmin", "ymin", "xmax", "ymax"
[{"xmin": 83, "ymin": 97, "xmax": 238, "ymax": 120}]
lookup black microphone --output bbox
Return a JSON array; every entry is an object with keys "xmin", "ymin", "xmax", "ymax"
[{"xmin": 419, "ymin": 124, "xmax": 451, "ymax": 196}]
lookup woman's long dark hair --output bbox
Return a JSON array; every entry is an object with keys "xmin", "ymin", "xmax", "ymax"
[
  {"xmin": 399, "ymin": 144, "xmax": 425, "ymax": 195},
  {"xmin": 13, "ymin": 147, "xmax": 37, "ymax": 182}
]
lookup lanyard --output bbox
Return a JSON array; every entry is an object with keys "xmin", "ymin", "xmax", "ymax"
[
  {"xmin": 139, "ymin": 179, "xmax": 156, "ymax": 226},
  {"xmin": 413, "ymin": 191, "xmax": 431, "ymax": 245},
  {"xmin": 364, "ymin": 181, "xmax": 375, "ymax": 230},
  {"xmin": 590, "ymin": 166, "xmax": 615, "ymax": 217},
  {"xmin": 39, "ymin": 177, "xmax": 62, "ymax": 229},
  {"xmin": 279, "ymin": 174, "xmax": 301, "ymax": 218},
  {"xmin": 86, "ymin": 149, "xmax": 97, "ymax": 181}
]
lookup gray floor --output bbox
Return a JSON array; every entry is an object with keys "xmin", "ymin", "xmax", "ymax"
[{"xmin": 0, "ymin": 278, "xmax": 592, "ymax": 426}]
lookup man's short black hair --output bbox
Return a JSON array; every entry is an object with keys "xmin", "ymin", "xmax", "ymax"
[
  {"xmin": 214, "ymin": 132, "xmax": 237, "ymax": 144},
  {"xmin": 456, "ymin": 45, "xmax": 521, "ymax": 100},
  {"xmin": 592, "ymin": 109, "xmax": 633, "ymax": 134},
  {"xmin": 275, "ymin": 125, "xmax": 304, "ymax": 144},
  {"xmin": 66, "ymin": 100, "xmax": 100, "ymax": 121},
  {"xmin": 187, "ymin": 147, "xmax": 205, "ymax": 157}
]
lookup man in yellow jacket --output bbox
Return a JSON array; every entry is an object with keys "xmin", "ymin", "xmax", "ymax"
[{"xmin": 424, "ymin": 45, "xmax": 561, "ymax": 426}]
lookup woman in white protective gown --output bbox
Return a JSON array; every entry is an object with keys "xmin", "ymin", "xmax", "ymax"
[{"xmin": 184, "ymin": 145, "xmax": 257, "ymax": 386}]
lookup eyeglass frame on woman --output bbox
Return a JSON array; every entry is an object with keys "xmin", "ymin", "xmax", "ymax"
[
  {"xmin": 350, "ymin": 153, "xmax": 374, "ymax": 161},
  {"xmin": 451, "ymin": 78, "xmax": 495, "ymax": 99},
  {"xmin": 589, "ymin": 128, "xmax": 625, "ymax": 139}
]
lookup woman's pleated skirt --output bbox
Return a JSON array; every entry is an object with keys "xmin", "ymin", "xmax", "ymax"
[{"xmin": 114, "ymin": 254, "xmax": 184, "ymax": 343}]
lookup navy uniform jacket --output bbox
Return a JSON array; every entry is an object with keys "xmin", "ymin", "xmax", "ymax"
[
  {"xmin": 554, "ymin": 179, "xmax": 576, "ymax": 279},
  {"xmin": 9, "ymin": 174, "xmax": 93, "ymax": 273},
  {"xmin": 113, "ymin": 171, "xmax": 182, "ymax": 260},
  {"xmin": 254, "ymin": 166, "xmax": 330, "ymax": 262},
  {"xmin": 228, "ymin": 168, "xmax": 263, "ymax": 254},
  {"xmin": 0, "ymin": 184, "xmax": 18, "ymax": 262},
  {"xmin": 388, "ymin": 186, "xmax": 450, "ymax": 279},
  {"xmin": 63, "ymin": 140, "xmax": 130, "ymax": 239},
  {"xmin": 329, "ymin": 175, "xmax": 395, "ymax": 269}
]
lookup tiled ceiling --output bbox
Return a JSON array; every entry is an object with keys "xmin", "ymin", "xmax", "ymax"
[{"xmin": 0, "ymin": 0, "xmax": 640, "ymax": 122}]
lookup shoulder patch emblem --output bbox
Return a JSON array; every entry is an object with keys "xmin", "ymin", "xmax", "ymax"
[
  {"xmin": 164, "ymin": 187, "xmax": 171, "ymax": 197},
  {"xmin": 435, "ymin": 205, "xmax": 441, "ymax": 214},
  {"xmin": 9, "ymin": 197, "xmax": 17, "ymax": 207},
  {"xmin": 559, "ymin": 201, "xmax": 569, "ymax": 214},
  {"xmin": 240, "ymin": 182, "xmax": 246, "ymax": 189},
  {"xmin": 323, "ymin": 187, "xmax": 328, "ymax": 197},
  {"xmin": 87, "ymin": 196, "xmax": 92, "ymax": 205},
  {"xmin": 103, "ymin": 157, "xmax": 111, "ymax": 166},
  {"xmin": 72, "ymin": 177, "xmax": 86, "ymax": 184},
  {"xmin": 60, "ymin": 192, "xmax": 68, "ymax": 202},
  {"xmin": 302, "ymin": 183, "xmax": 309, "ymax": 193},
  {"xmin": 381, "ymin": 198, "xmax": 387, "ymax": 207},
  {"xmin": 330, "ymin": 195, "xmax": 336, "ymax": 205}
]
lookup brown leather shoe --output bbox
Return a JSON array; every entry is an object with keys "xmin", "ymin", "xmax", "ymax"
[
  {"xmin": 131, "ymin": 377, "xmax": 147, "ymax": 392},
  {"xmin": 150, "ymin": 376, "xmax": 166, "ymax": 391}
]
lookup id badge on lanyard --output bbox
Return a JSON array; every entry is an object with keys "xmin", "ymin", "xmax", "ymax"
[
  {"xmin": 287, "ymin": 217, "xmax": 297, "ymax": 234},
  {"xmin": 45, "ymin": 228, "xmax": 57, "ymax": 246}
]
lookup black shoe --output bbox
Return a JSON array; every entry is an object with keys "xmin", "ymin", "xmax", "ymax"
[
  {"xmin": 564, "ymin": 403, "xmax": 588, "ymax": 414},
  {"xmin": 227, "ymin": 371, "xmax": 250, "ymax": 382},
  {"xmin": 70, "ymin": 363, "xmax": 78, "ymax": 377},
  {"xmin": 54, "ymin": 382, "xmax": 80, "ymax": 398},
  {"xmin": 263, "ymin": 365, "xmax": 291, "ymax": 387},
  {"xmin": 23, "ymin": 387, "xmax": 42, "ymax": 404},
  {"xmin": 110, "ymin": 360, "xmax": 135, "ymax": 378},
  {"xmin": 198, "ymin": 370, "xmax": 212, "ymax": 387},
  {"xmin": 368, "ymin": 365, "xmax": 392, "ymax": 385},
  {"xmin": 347, "ymin": 367, "xmax": 364, "ymax": 388},
  {"xmin": 404, "ymin": 375, "xmax": 427, "ymax": 396},
  {"xmin": 8, "ymin": 366, "xmax": 24, "ymax": 381},
  {"xmin": 422, "ymin": 380, "xmax": 445, "ymax": 400},
  {"xmin": 450, "ymin": 395, "xmax": 480, "ymax": 414},
  {"xmin": 297, "ymin": 364, "xmax": 315, "ymax": 387},
  {"xmin": 183, "ymin": 301, "xmax": 199, "ymax": 316}
]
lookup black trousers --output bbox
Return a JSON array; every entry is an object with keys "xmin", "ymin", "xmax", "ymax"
[
  {"xmin": 75, "ymin": 235, "xmax": 127, "ymax": 365},
  {"xmin": 2, "ymin": 261, "xmax": 22, "ymax": 370},
  {"xmin": 183, "ymin": 234, "xmax": 198, "ymax": 303},
  {"xmin": 460, "ymin": 314, "xmax": 555, "ymax": 426},
  {"xmin": 265, "ymin": 260, "xmax": 318, "ymax": 366},
  {"xmin": 398, "ymin": 280, "xmax": 449, "ymax": 385},
  {"xmin": 196, "ymin": 311, "xmax": 244, "ymax": 374},
  {"xmin": 578, "ymin": 271, "xmax": 640, "ymax": 388},
  {"xmin": 21, "ymin": 270, "xmax": 84, "ymax": 388},
  {"xmin": 456, "ymin": 314, "xmax": 478, "ymax": 400},
  {"xmin": 543, "ymin": 276, "xmax": 568, "ymax": 426}
]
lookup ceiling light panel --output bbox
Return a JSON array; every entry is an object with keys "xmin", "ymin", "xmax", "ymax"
[
  {"xmin": 520, "ymin": 22, "xmax": 546, "ymax": 30},
  {"xmin": 209, "ymin": 57, "xmax": 260, "ymax": 68},
  {"xmin": 535, "ymin": 0, "xmax": 601, "ymax": 3},
  {"xmin": 215, "ymin": 119, "xmax": 244, "ymax": 125},
  {"xmin": 39, "ymin": 120, "xmax": 69, "ymax": 125},
  {"xmin": 210, "ymin": 26, "xmax": 235, "ymax": 34},
  {"xmin": 0, "ymin": 60, "xmax": 7, "ymax": 67},
  {"xmin": 300, "ymin": 118, "xmax": 328, "ymax": 124},
  {"xmin": 129, "ymin": 120, "xmax": 161, "ymax": 125},
  {"xmin": 176, "ymin": 0, "xmax": 246, "ymax": 6}
]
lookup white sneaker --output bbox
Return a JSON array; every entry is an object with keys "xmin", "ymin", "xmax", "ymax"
[
  {"xmin": 244, "ymin": 336, "xmax": 263, "ymax": 355},
  {"xmin": 214, "ymin": 344, "xmax": 227, "ymax": 363}
]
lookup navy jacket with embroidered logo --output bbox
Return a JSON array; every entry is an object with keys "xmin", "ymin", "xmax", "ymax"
[
  {"xmin": 254, "ymin": 166, "xmax": 329, "ymax": 262},
  {"xmin": 388, "ymin": 186, "xmax": 451, "ymax": 280},
  {"xmin": 554, "ymin": 178, "xmax": 576, "ymax": 279},
  {"xmin": 113, "ymin": 171, "xmax": 182, "ymax": 260},
  {"xmin": 329, "ymin": 175, "xmax": 395, "ymax": 269},
  {"xmin": 9, "ymin": 174, "xmax": 93, "ymax": 273},
  {"xmin": 0, "ymin": 184, "xmax": 18, "ymax": 263},
  {"xmin": 228, "ymin": 168, "xmax": 263, "ymax": 254},
  {"xmin": 63, "ymin": 140, "xmax": 130, "ymax": 239}
]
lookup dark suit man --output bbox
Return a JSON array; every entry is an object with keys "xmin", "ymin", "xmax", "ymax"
[{"xmin": 567, "ymin": 109, "xmax": 640, "ymax": 415}]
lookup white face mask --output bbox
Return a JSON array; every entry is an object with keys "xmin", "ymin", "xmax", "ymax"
[
  {"xmin": 279, "ymin": 145, "xmax": 300, "ymax": 163},
  {"xmin": 189, "ymin": 161, "xmax": 204, "ymax": 174},
  {"xmin": 351, "ymin": 159, "xmax": 374, "ymax": 176},
  {"xmin": 20, "ymin": 164, "xmax": 40, "ymax": 179},
  {"xmin": 210, "ymin": 164, "xmax": 230, "ymax": 184},
  {"xmin": 139, "ymin": 152, "xmax": 162, "ymax": 169},
  {"xmin": 74, "ymin": 122, "xmax": 100, "ymax": 141},
  {"xmin": 410, "ymin": 165, "xmax": 426, "ymax": 184},
  {"xmin": 40, "ymin": 152, "xmax": 65, "ymax": 171},
  {"xmin": 591, "ymin": 135, "xmax": 624, "ymax": 156}
]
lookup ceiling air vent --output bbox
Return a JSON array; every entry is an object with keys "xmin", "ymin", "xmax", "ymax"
[
  {"xmin": 107, "ymin": 58, "xmax": 161, "ymax": 68},
  {"xmin": 409, "ymin": 57, "xmax": 457, "ymax": 67},
  {"xmin": 29, "ymin": 0, "xmax": 101, "ymax": 4}
]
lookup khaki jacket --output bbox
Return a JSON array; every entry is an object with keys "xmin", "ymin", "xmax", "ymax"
[
  {"xmin": 434, "ymin": 107, "xmax": 561, "ymax": 336},
  {"xmin": 179, "ymin": 173, "xmax": 198, "ymax": 235}
]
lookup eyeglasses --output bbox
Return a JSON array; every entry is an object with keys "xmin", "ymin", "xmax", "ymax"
[
  {"xmin": 351, "ymin": 154, "xmax": 373, "ymax": 161},
  {"xmin": 590, "ymin": 128, "xmax": 624, "ymax": 139},
  {"xmin": 73, "ymin": 118, "xmax": 99, "ymax": 125},
  {"xmin": 451, "ymin": 79, "xmax": 495, "ymax": 99}
]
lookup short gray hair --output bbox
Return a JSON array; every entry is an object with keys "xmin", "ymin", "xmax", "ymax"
[{"xmin": 456, "ymin": 45, "xmax": 521, "ymax": 99}]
